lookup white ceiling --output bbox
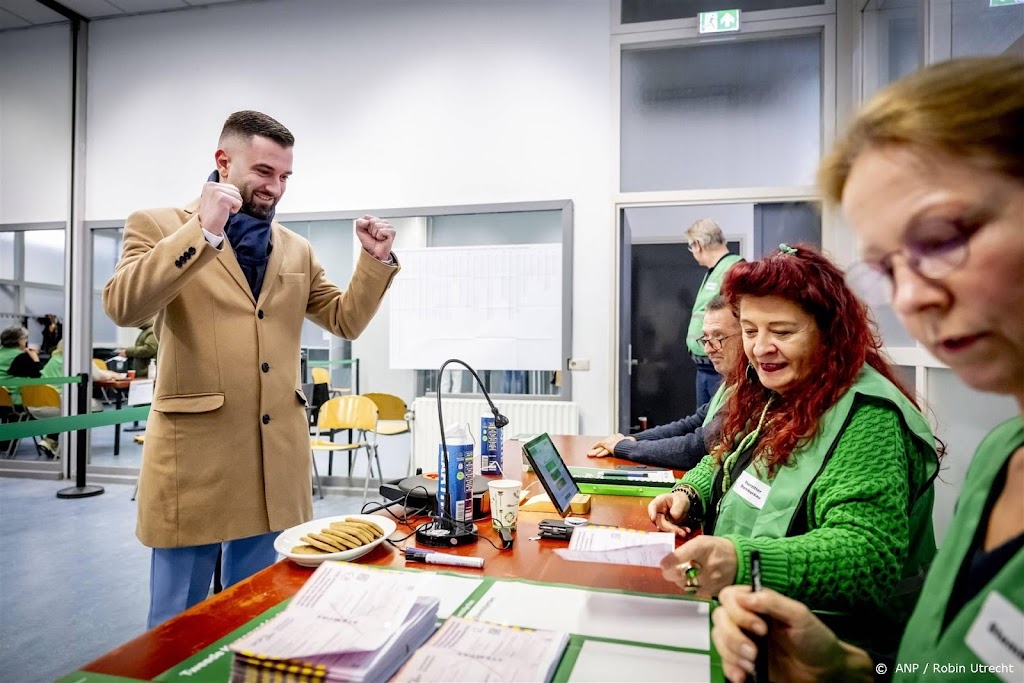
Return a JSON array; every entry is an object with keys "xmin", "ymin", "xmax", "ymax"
[{"xmin": 0, "ymin": 0, "xmax": 246, "ymax": 30}]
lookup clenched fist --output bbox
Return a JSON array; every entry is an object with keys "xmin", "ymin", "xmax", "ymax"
[
  {"xmin": 198, "ymin": 182, "xmax": 243, "ymax": 236},
  {"xmin": 355, "ymin": 215, "xmax": 396, "ymax": 262}
]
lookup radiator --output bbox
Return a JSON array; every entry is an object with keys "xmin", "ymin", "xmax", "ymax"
[{"xmin": 411, "ymin": 397, "xmax": 579, "ymax": 473}]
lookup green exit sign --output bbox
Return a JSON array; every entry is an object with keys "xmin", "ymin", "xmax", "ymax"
[
  {"xmin": 699, "ymin": 9, "xmax": 741, "ymax": 34},
  {"xmin": 989, "ymin": 0, "xmax": 1023, "ymax": 6}
]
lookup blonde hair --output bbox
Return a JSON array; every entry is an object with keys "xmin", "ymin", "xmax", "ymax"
[
  {"xmin": 685, "ymin": 218, "xmax": 725, "ymax": 248},
  {"xmin": 819, "ymin": 55, "xmax": 1024, "ymax": 205}
]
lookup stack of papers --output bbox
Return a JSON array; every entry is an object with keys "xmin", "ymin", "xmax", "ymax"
[
  {"xmin": 554, "ymin": 526, "xmax": 675, "ymax": 568},
  {"xmin": 393, "ymin": 616, "xmax": 569, "ymax": 682},
  {"xmin": 228, "ymin": 563, "xmax": 439, "ymax": 683}
]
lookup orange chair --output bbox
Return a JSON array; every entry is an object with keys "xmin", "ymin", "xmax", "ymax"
[
  {"xmin": 18, "ymin": 385, "xmax": 61, "ymax": 458},
  {"xmin": 310, "ymin": 396, "xmax": 380, "ymax": 502},
  {"xmin": 0, "ymin": 386, "xmax": 31, "ymax": 458}
]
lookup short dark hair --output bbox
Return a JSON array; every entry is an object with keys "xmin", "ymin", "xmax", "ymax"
[
  {"xmin": 705, "ymin": 295, "xmax": 730, "ymax": 313},
  {"xmin": 219, "ymin": 110, "xmax": 295, "ymax": 148}
]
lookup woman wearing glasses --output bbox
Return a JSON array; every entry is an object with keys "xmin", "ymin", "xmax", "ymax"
[
  {"xmin": 711, "ymin": 55, "xmax": 1023, "ymax": 682},
  {"xmin": 648, "ymin": 243, "xmax": 939, "ymax": 658}
]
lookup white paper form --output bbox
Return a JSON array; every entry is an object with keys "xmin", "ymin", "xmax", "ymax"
[
  {"xmin": 567, "ymin": 640, "xmax": 710, "ymax": 682},
  {"xmin": 554, "ymin": 526, "xmax": 675, "ymax": 568},
  {"xmin": 230, "ymin": 563, "xmax": 421, "ymax": 658},
  {"xmin": 395, "ymin": 616, "xmax": 568, "ymax": 682},
  {"xmin": 415, "ymin": 572, "xmax": 485, "ymax": 619},
  {"xmin": 463, "ymin": 582, "xmax": 710, "ymax": 651}
]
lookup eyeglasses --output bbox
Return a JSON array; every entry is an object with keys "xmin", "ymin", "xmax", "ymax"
[
  {"xmin": 695, "ymin": 333, "xmax": 738, "ymax": 351},
  {"xmin": 687, "ymin": 243, "xmax": 697, "ymax": 253},
  {"xmin": 846, "ymin": 216, "xmax": 983, "ymax": 307}
]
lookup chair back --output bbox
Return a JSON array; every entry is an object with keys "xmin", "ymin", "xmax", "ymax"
[
  {"xmin": 317, "ymin": 395, "xmax": 378, "ymax": 432},
  {"xmin": 91, "ymin": 358, "xmax": 109, "ymax": 373},
  {"xmin": 20, "ymin": 384, "xmax": 61, "ymax": 409},
  {"xmin": 0, "ymin": 386, "xmax": 13, "ymax": 409},
  {"xmin": 311, "ymin": 367, "xmax": 331, "ymax": 386},
  {"xmin": 363, "ymin": 393, "xmax": 408, "ymax": 421}
]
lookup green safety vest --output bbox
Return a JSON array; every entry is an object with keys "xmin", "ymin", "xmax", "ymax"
[
  {"xmin": 703, "ymin": 382, "xmax": 731, "ymax": 427},
  {"xmin": 0, "ymin": 346, "xmax": 28, "ymax": 405},
  {"xmin": 712, "ymin": 365, "xmax": 939, "ymax": 651},
  {"xmin": 685, "ymin": 253, "xmax": 743, "ymax": 357},
  {"xmin": 894, "ymin": 417, "xmax": 1024, "ymax": 682}
]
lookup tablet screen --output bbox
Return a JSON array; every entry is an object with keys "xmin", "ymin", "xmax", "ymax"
[{"xmin": 521, "ymin": 433, "xmax": 580, "ymax": 517}]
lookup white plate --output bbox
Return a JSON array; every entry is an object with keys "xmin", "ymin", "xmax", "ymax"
[{"xmin": 275, "ymin": 514, "xmax": 398, "ymax": 567}]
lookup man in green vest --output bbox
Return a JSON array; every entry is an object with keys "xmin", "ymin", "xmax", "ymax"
[{"xmin": 684, "ymin": 219, "xmax": 743, "ymax": 406}]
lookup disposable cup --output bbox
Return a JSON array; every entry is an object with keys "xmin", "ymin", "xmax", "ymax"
[{"xmin": 488, "ymin": 479, "xmax": 522, "ymax": 530}]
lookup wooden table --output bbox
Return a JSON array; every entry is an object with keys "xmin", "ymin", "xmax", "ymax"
[{"xmin": 82, "ymin": 435, "xmax": 684, "ymax": 680}]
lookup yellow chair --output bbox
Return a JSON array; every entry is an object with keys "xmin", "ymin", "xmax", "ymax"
[
  {"xmin": 310, "ymin": 395, "xmax": 380, "ymax": 502},
  {"xmin": 311, "ymin": 367, "xmax": 350, "ymax": 398},
  {"xmin": 19, "ymin": 385, "xmax": 61, "ymax": 458},
  {"xmin": 363, "ymin": 392, "xmax": 414, "ymax": 476},
  {"xmin": 92, "ymin": 358, "xmax": 117, "ymax": 405},
  {"xmin": 0, "ymin": 386, "xmax": 31, "ymax": 458}
]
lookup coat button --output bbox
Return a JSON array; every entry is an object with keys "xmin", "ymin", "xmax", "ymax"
[
  {"xmin": 261, "ymin": 362, "xmax": 270, "ymax": 373},
  {"xmin": 262, "ymin": 414, "xmax": 270, "ymax": 425},
  {"xmin": 175, "ymin": 259, "xmax": 182, "ymax": 268},
  {"xmin": 258, "ymin": 310, "xmax": 265, "ymax": 319},
  {"xmin": 188, "ymin": 246, "xmax": 196, "ymax": 255}
]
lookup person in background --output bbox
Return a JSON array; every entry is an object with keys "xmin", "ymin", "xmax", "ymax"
[
  {"xmin": 684, "ymin": 219, "xmax": 743, "ymax": 406},
  {"xmin": 38, "ymin": 314, "xmax": 62, "ymax": 356},
  {"xmin": 116, "ymin": 320, "xmax": 157, "ymax": 378},
  {"xmin": 42, "ymin": 340, "xmax": 116, "ymax": 413},
  {"xmin": 104, "ymin": 110, "xmax": 399, "ymax": 629},
  {"xmin": 711, "ymin": 55, "xmax": 1023, "ymax": 683},
  {"xmin": 649, "ymin": 244, "xmax": 940, "ymax": 660},
  {"xmin": 0, "ymin": 325, "xmax": 57, "ymax": 457},
  {"xmin": 587, "ymin": 297, "xmax": 740, "ymax": 470}
]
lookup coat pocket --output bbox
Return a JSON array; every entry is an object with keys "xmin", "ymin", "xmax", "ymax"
[
  {"xmin": 280, "ymin": 273, "xmax": 305, "ymax": 284},
  {"xmin": 152, "ymin": 393, "xmax": 225, "ymax": 414},
  {"xmin": 295, "ymin": 389, "xmax": 308, "ymax": 406}
]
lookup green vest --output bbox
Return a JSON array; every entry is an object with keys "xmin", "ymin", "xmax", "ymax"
[
  {"xmin": 703, "ymin": 382, "xmax": 731, "ymax": 427},
  {"xmin": 713, "ymin": 366, "xmax": 939, "ymax": 650},
  {"xmin": 0, "ymin": 346, "xmax": 27, "ymax": 405},
  {"xmin": 685, "ymin": 253, "xmax": 743, "ymax": 356},
  {"xmin": 894, "ymin": 417, "xmax": 1024, "ymax": 682}
]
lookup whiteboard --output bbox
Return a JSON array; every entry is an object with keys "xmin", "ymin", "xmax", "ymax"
[{"xmin": 389, "ymin": 244, "xmax": 562, "ymax": 371}]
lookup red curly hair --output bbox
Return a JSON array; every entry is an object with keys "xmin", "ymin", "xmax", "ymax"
[{"xmin": 715, "ymin": 243, "xmax": 917, "ymax": 475}]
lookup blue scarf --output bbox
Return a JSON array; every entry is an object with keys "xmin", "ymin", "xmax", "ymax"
[{"xmin": 207, "ymin": 170, "xmax": 273, "ymax": 298}]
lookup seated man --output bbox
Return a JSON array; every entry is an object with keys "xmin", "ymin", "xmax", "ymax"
[{"xmin": 587, "ymin": 297, "xmax": 740, "ymax": 470}]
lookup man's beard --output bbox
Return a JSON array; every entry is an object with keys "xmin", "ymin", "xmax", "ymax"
[{"xmin": 240, "ymin": 189, "xmax": 277, "ymax": 219}]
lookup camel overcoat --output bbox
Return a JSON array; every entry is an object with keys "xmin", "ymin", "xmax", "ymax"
[{"xmin": 103, "ymin": 199, "xmax": 398, "ymax": 547}]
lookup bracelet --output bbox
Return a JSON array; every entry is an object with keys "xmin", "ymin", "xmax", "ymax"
[{"xmin": 670, "ymin": 484, "xmax": 704, "ymax": 524}]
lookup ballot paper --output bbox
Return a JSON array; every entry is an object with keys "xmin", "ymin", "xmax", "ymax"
[
  {"xmin": 554, "ymin": 526, "xmax": 675, "ymax": 568},
  {"xmin": 230, "ymin": 563, "xmax": 423, "ymax": 658},
  {"xmin": 393, "ymin": 617, "xmax": 569, "ymax": 682}
]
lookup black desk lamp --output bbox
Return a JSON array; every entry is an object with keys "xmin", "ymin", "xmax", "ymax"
[{"xmin": 415, "ymin": 358, "xmax": 509, "ymax": 547}]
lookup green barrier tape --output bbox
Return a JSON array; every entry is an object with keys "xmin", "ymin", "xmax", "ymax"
[
  {"xmin": 307, "ymin": 359, "xmax": 358, "ymax": 367},
  {"xmin": 1, "ymin": 375, "xmax": 83, "ymax": 388},
  {"xmin": 0, "ymin": 406, "xmax": 150, "ymax": 441}
]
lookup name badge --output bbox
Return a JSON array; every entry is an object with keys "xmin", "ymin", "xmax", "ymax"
[
  {"xmin": 704, "ymin": 282, "xmax": 718, "ymax": 291},
  {"xmin": 965, "ymin": 591, "xmax": 1023, "ymax": 682},
  {"xmin": 734, "ymin": 471, "xmax": 770, "ymax": 510}
]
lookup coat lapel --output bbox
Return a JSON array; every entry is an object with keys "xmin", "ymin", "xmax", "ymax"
[
  {"xmin": 256, "ymin": 223, "xmax": 285, "ymax": 309},
  {"xmin": 185, "ymin": 198, "xmax": 257, "ymax": 306}
]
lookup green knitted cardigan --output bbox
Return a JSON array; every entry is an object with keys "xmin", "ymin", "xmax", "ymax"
[{"xmin": 682, "ymin": 401, "xmax": 934, "ymax": 623}]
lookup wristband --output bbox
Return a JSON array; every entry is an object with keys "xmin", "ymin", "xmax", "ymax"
[{"xmin": 670, "ymin": 484, "xmax": 704, "ymax": 524}]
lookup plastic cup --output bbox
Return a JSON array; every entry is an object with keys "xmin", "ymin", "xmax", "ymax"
[
  {"xmin": 126, "ymin": 370, "xmax": 136, "ymax": 380},
  {"xmin": 488, "ymin": 479, "xmax": 522, "ymax": 530}
]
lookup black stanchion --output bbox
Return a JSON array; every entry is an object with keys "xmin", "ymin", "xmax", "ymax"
[{"xmin": 57, "ymin": 372, "xmax": 104, "ymax": 499}]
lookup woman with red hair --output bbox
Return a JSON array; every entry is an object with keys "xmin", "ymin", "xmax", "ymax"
[{"xmin": 648, "ymin": 243, "xmax": 939, "ymax": 657}]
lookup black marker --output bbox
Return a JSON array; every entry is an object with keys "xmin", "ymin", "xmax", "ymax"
[{"xmin": 749, "ymin": 551, "xmax": 770, "ymax": 683}]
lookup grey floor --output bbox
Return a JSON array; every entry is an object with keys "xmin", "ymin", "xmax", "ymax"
[{"xmin": 0, "ymin": 425, "xmax": 413, "ymax": 683}]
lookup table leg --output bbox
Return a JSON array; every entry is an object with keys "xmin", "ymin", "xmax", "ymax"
[{"xmin": 114, "ymin": 391, "xmax": 122, "ymax": 456}]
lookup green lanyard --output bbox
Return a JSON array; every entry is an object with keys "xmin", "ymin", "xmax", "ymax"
[{"xmin": 721, "ymin": 399, "xmax": 773, "ymax": 494}]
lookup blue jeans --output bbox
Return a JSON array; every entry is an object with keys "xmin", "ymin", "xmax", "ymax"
[
  {"xmin": 147, "ymin": 531, "xmax": 278, "ymax": 629},
  {"xmin": 695, "ymin": 365, "xmax": 723, "ymax": 407}
]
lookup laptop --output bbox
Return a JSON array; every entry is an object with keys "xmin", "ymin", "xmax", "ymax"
[{"xmin": 521, "ymin": 434, "xmax": 676, "ymax": 505}]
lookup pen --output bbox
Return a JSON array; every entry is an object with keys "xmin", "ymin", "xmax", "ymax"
[
  {"xmin": 749, "ymin": 550, "xmax": 770, "ymax": 683},
  {"xmin": 405, "ymin": 547, "xmax": 484, "ymax": 569}
]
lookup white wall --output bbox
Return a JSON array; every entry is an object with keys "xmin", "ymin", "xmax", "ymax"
[
  {"xmin": 84, "ymin": 0, "xmax": 613, "ymax": 432},
  {"xmin": 0, "ymin": 24, "xmax": 72, "ymax": 224}
]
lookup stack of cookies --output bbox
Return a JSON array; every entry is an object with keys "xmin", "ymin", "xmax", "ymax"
[{"xmin": 291, "ymin": 517, "xmax": 385, "ymax": 555}]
